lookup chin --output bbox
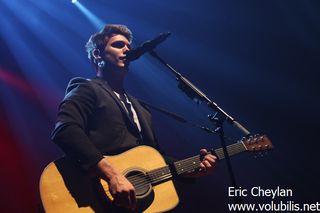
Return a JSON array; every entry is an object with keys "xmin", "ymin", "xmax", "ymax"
[
  {"xmin": 120, "ymin": 63, "xmax": 130, "ymax": 70},
  {"xmin": 119, "ymin": 62, "xmax": 129, "ymax": 67}
]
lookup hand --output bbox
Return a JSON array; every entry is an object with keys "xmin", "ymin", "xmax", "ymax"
[
  {"xmin": 91, "ymin": 158, "xmax": 137, "ymax": 210},
  {"xmin": 198, "ymin": 149, "xmax": 217, "ymax": 176},
  {"xmin": 109, "ymin": 174, "xmax": 136, "ymax": 210},
  {"xmin": 183, "ymin": 149, "xmax": 217, "ymax": 178}
]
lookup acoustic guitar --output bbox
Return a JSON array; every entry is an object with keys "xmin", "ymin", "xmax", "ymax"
[{"xmin": 40, "ymin": 135, "xmax": 272, "ymax": 212}]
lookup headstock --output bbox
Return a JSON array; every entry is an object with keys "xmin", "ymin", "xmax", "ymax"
[{"xmin": 242, "ymin": 134, "xmax": 273, "ymax": 152}]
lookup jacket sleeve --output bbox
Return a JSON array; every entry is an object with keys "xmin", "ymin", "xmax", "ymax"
[{"xmin": 51, "ymin": 77, "xmax": 103, "ymax": 171}]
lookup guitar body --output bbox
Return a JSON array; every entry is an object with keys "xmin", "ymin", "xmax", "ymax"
[{"xmin": 40, "ymin": 146, "xmax": 179, "ymax": 213}]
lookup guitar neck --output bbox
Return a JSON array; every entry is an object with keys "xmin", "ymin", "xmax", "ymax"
[
  {"xmin": 147, "ymin": 142, "xmax": 247, "ymax": 183},
  {"xmin": 173, "ymin": 142, "xmax": 247, "ymax": 175}
]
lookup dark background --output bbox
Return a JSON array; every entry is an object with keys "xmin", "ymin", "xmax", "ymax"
[{"xmin": 0, "ymin": 0, "xmax": 319, "ymax": 212}]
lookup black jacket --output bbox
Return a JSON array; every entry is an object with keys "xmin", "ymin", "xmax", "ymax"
[{"xmin": 51, "ymin": 77, "xmax": 161, "ymax": 170}]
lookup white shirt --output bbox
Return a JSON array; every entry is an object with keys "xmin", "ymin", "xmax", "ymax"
[{"xmin": 113, "ymin": 91, "xmax": 141, "ymax": 132}]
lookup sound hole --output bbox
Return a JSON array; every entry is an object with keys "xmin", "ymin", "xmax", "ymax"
[{"xmin": 125, "ymin": 170, "xmax": 151, "ymax": 198}]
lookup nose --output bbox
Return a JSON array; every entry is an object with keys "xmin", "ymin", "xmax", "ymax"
[{"xmin": 123, "ymin": 45, "xmax": 130, "ymax": 53}]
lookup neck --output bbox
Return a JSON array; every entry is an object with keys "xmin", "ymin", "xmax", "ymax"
[
  {"xmin": 147, "ymin": 142, "xmax": 248, "ymax": 185},
  {"xmin": 97, "ymin": 66, "xmax": 127, "ymax": 94}
]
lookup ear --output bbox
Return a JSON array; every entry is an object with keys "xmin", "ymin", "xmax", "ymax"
[
  {"xmin": 92, "ymin": 49, "xmax": 102, "ymax": 60},
  {"xmin": 92, "ymin": 49, "xmax": 106, "ymax": 68}
]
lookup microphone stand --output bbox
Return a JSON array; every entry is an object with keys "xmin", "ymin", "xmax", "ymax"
[{"xmin": 149, "ymin": 50, "xmax": 250, "ymax": 206}]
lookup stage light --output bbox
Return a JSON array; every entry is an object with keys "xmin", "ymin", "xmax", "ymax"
[
  {"xmin": 72, "ymin": 0, "xmax": 77, "ymax": 4},
  {"xmin": 73, "ymin": 1, "xmax": 104, "ymax": 29}
]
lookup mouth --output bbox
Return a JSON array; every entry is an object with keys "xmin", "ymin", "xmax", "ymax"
[
  {"xmin": 118, "ymin": 56, "xmax": 129, "ymax": 67},
  {"xmin": 119, "ymin": 56, "xmax": 126, "ymax": 60}
]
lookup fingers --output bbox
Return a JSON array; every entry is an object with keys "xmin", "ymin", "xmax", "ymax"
[
  {"xmin": 129, "ymin": 186, "xmax": 137, "ymax": 210},
  {"xmin": 199, "ymin": 148, "xmax": 217, "ymax": 174},
  {"xmin": 113, "ymin": 188, "xmax": 136, "ymax": 210},
  {"xmin": 110, "ymin": 175, "xmax": 136, "ymax": 210},
  {"xmin": 199, "ymin": 162, "xmax": 206, "ymax": 172},
  {"xmin": 199, "ymin": 160, "xmax": 213, "ymax": 171},
  {"xmin": 204, "ymin": 155, "xmax": 217, "ymax": 164},
  {"xmin": 200, "ymin": 149, "xmax": 208, "ymax": 155},
  {"xmin": 203, "ymin": 159, "xmax": 213, "ymax": 168},
  {"xmin": 200, "ymin": 148, "xmax": 216, "ymax": 161}
]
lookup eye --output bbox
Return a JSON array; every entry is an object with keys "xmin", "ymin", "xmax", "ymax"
[{"xmin": 111, "ymin": 41, "xmax": 131, "ymax": 49}]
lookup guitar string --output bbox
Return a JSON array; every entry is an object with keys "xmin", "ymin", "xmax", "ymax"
[
  {"xmin": 130, "ymin": 153, "xmax": 224, "ymax": 190},
  {"xmin": 177, "ymin": 146, "xmax": 249, "ymax": 173},
  {"xmin": 121, "ymin": 146, "xmax": 246, "ymax": 184},
  {"xmin": 127, "ymin": 145, "xmax": 246, "ymax": 182},
  {"xmin": 126, "ymin": 173, "xmax": 173, "ymax": 191},
  {"xmin": 215, "ymin": 146, "xmax": 246, "ymax": 158},
  {"xmin": 215, "ymin": 144, "xmax": 245, "ymax": 156},
  {"xmin": 174, "ymin": 145, "xmax": 243, "ymax": 171},
  {"xmin": 109, "ymin": 145, "xmax": 247, "ymax": 189},
  {"xmin": 133, "ymin": 140, "xmax": 262, "ymax": 181},
  {"xmin": 173, "ymin": 143, "xmax": 244, "ymax": 166},
  {"xmin": 127, "ymin": 140, "xmax": 268, "ymax": 190},
  {"xmin": 129, "ymin": 173, "xmax": 172, "ymax": 188},
  {"xmin": 105, "ymin": 146, "xmax": 249, "ymax": 193},
  {"xmin": 121, "ymin": 167, "xmax": 170, "ymax": 184},
  {"xmin": 124, "ymin": 164, "xmax": 178, "ymax": 187},
  {"xmin": 125, "ymin": 156, "xmax": 200, "ymax": 184},
  {"xmin": 126, "ymin": 154, "xmax": 200, "ymax": 184},
  {"xmin": 126, "ymin": 176, "xmax": 150, "ymax": 190},
  {"xmin": 125, "ymin": 168, "xmax": 170, "ymax": 185},
  {"xmin": 174, "ymin": 144, "xmax": 262, "ymax": 175},
  {"xmin": 129, "ymin": 148, "xmax": 258, "ymax": 190},
  {"xmin": 109, "ymin": 142, "xmax": 267, "ymax": 193},
  {"xmin": 215, "ymin": 146, "xmax": 247, "ymax": 159},
  {"xmin": 174, "ymin": 146, "xmax": 247, "ymax": 175}
]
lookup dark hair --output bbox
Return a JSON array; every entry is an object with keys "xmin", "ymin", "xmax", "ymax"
[{"xmin": 85, "ymin": 24, "xmax": 133, "ymax": 64}]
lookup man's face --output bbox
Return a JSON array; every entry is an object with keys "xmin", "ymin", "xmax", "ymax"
[{"xmin": 104, "ymin": 34, "xmax": 131, "ymax": 69}]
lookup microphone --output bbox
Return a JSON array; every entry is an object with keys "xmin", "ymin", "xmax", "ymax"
[{"xmin": 125, "ymin": 32, "xmax": 171, "ymax": 61}]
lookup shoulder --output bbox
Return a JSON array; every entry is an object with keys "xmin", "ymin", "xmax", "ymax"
[
  {"xmin": 63, "ymin": 77, "xmax": 99, "ymax": 101},
  {"xmin": 65, "ymin": 77, "xmax": 93, "ymax": 93}
]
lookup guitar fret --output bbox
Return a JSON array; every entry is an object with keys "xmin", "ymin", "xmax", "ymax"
[
  {"xmin": 174, "ymin": 155, "xmax": 201, "ymax": 175},
  {"xmin": 214, "ymin": 143, "xmax": 246, "ymax": 159},
  {"xmin": 145, "ymin": 136, "xmax": 270, "ymax": 184},
  {"xmin": 147, "ymin": 165, "xmax": 172, "ymax": 185}
]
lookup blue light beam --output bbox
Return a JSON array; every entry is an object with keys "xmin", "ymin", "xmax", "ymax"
[{"xmin": 73, "ymin": 1, "xmax": 104, "ymax": 30}]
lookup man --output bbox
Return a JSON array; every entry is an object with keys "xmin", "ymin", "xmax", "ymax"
[{"xmin": 51, "ymin": 24, "xmax": 216, "ymax": 211}]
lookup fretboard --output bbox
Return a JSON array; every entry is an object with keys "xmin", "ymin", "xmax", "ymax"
[
  {"xmin": 173, "ymin": 142, "xmax": 247, "ymax": 175},
  {"xmin": 147, "ymin": 142, "xmax": 247, "ymax": 183},
  {"xmin": 147, "ymin": 165, "xmax": 172, "ymax": 185},
  {"xmin": 214, "ymin": 142, "xmax": 247, "ymax": 160}
]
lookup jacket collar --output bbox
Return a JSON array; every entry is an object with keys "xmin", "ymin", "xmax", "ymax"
[{"xmin": 92, "ymin": 77, "xmax": 141, "ymax": 134}]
